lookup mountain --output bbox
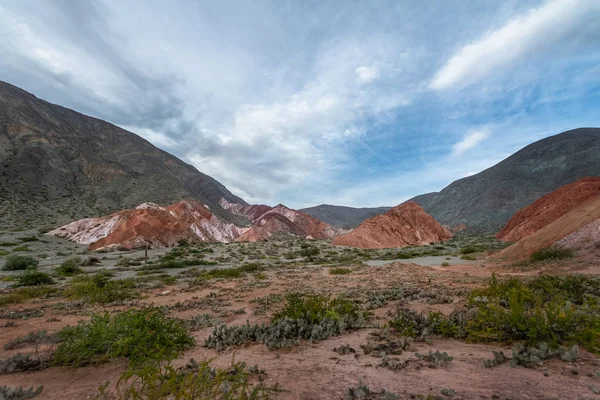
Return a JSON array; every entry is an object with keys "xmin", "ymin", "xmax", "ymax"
[
  {"xmin": 332, "ymin": 201, "xmax": 451, "ymax": 249},
  {"xmin": 493, "ymin": 196, "xmax": 600, "ymax": 261},
  {"xmin": 497, "ymin": 177, "xmax": 600, "ymax": 242},
  {"xmin": 299, "ymin": 204, "xmax": 390, "ymax": 229},
  {"xmin": 411, "ymin": 128, "xmax": 600, "ymax": 233},
  {"xmin": 50, "ymin": 200, "xmax": 247, "ymax": 250},
  {"xmin": 220, "ymin": 199, "xmax": 337, "ymax": 241},
  {"xmin": 52, "ymin": 198, "xmax": 338, "ymax": 250},
  {"xmin": 0, "ymin": 81, "xmax": 247, "ymax": 230}
]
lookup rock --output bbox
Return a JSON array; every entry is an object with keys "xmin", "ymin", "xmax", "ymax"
[
  {"xmin": 332, "ymin": 202, "xmax": 451, "ymax": 249},
  {"xmin": 441, "ymin": 388, "xmax": 456, "ymax": 397},
  {"xmin": 497, "ymin": 177, "xmax": 600, "ymax": 242}
]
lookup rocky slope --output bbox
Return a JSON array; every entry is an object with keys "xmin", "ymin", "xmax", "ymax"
[
  {"xmin": 49, "ymin": 201, "xmax": 248, "ymax": 250},
  {"xmin": 51, "ymin": 199, "xmax": 337, "ymax": 250},
  {"xmin": 497, "ymin": 177, "xmax": 600, "ymax": 242},
  {"xmin": 411, "ymin": 128, "xmax": 600, "ymax": 233},
  {"xmin": 0, "ymin": 81, "xmax": 247, "ymax": 230},
  {"xmin": 332, "ymin": 201, "xmax": 451, "ymax": 249},
  {"xmin": 493, "ymin": 196, "xmax": 600, "ymax": 261},
  {"xmin": 221, "ymin": 199, "xmax": 337, "ymax": 241},
  {"xmin": 299, "ymin": 205, "xmax": 390, "ymax": 229}
]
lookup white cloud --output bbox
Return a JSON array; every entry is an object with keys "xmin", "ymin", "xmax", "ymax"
[
  {"xmin": 355, "ymin": 65, "xmax": 379, "ymax": 84},
  {"xmin": 452, "ymin": 130, "xmax": 490, "ymax": 156},
  {"xmin": 430, "ymin": 0, "xmax": 600, "ymax": 90}
]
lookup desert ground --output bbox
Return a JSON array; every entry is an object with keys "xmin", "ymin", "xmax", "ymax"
[{"xmin": 0, "ymin": 231, "xmax": 599, "ymax": 400}]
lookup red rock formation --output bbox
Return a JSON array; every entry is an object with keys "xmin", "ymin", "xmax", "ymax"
[
  {"xmin": 493, "ymin": 196, "xmax": 600, "ymax": 260},
  {"xmin": 49, "ymin": 201, "xmax": 247, "ymax": 250},
  {"xmin": 331, "ymin": 201, "xmax": 452, "ymax": 249},
  {"xmin": 497, "ymin": 177, "xmax": 600, "ymax": 242},
  {"xmin": 220, "ymin": 199, "xmax": 337, "ymax": 241}
]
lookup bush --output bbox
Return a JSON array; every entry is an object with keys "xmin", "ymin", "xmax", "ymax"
[
  {"xmin": 55, "ymin": 258, "xmax": 83, "ymax": 276},
  {"xmin": 272, "ymin": 293, "xmax": 360, "ymax": 324},
  {"xmin": 205, "ymin": 294, "xmax": 367, "ymax": 351},
  {"xmin": 0, "ymin": 385, "xmax": 43, "ymax": 399},
  {"xmin": 441, "ymin": 262, "xmax": 450, "ymax": 267},
  {"xmin": 13, "ymin": 271, "xmax": 54, "ymax": 287},
  {"xmin": 530, "ymin": 246, "xmax": 575, "ymax": 262},
  {"xmin": 0, "ymin": 287, "xmax": 57, "ymax": 307},
  {"xmin": 3, "ymin": 255, "xmax": 38, "ymax": 271},
  {"xmin": 467, "ymin": 275, "xmax": 600, "ymax": 351},
  {"xmin": 460, "ymin": 245, "xmax": 481, "ymax": 254},
  {"xmin": 330, "ymin": 267, "xmax": 352, "ymax": 275},
  {"xmin": 12, "ymin": 246, "xmax": 31, "ymax": 252},
  {"xmin": 63, "ymin": 276, "xmax": 139, "ymax": 304},
  {"xmin": 53, "ymin": 308, "xmax": 195, "ymax": 367},
  {"xmin": 101, "ymin": 358, "xmax": 279, "ymax": 399},
  {"xmin": 299, "ymin": 245, "xmax": 320, "ymax": 261}
]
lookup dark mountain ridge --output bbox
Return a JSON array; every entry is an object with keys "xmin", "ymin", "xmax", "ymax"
[
  {"xmin": 300, "ymin": 204, "xmax": 390, "ymax": 229},
  {"xmin": 0, "ymin": 80, "xmax": 247, "ymax": 229},
  {"xmin": 411, "ymin": 128, "xmax": 600, "ymax": 233}
]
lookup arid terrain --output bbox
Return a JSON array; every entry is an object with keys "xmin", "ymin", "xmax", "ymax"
[{"xmin": 1, "ymin": 229, "xmax": 599, "ymax": 400}]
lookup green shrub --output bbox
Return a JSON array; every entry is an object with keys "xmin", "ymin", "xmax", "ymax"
[
  {"xmin": 330, "ymin": 267, "xmax": 352, "ymax": 275},
  {"xmin": 205, "ymin": 294, "xmax": 366, "ymax": 351},
  {"xmin": 299, "ymin": 245, "xmax": 320, "ymax": 261},
  {"xmin": 460, "ymin": 255, "xmax": 476, "ymax": 261},
  {"xmin": 12, "ymin": 246, "xmax": 31, "ymax": 252},
  {"xmin": 530, "ymin": 246, "xmax": 575, "ymax": 262},
  {"xmin": 460, "ymin": 245, "xmax": 481, "ymax": 254},
  {"xmin": 101, "ymin": 358, "xmax": 279, "ymax": 399},
  {"xmin": 13, "ymin": 271, "xmax": 54, "ymax": 287},
  {"xmin": 272, "ymin": 293, "xmax": 360, "ymax": 324},
  {"xmin": 441, "ymin": 262, "xmax": 450, "ymax": 267},
  {"xmin": 0, "ymin": 287, "xmax": 57, "ymax": 307},
  {"xmin": 18, "ymin": 236, "xmax": 39, "ymax": 243},
  {"xmin": 63, "ymin": 276, "xmax": 139, "ymax": 304},
  {"xmin": 467, "ymin": 275, "xmax": 600, "ymax": 351},
  {"xmin": 3, "ymin": 255, "xmax": 38, "ymax": 271},
  {"xmin": 55, "ymin": 258, "xmax": 83, "ymax": 276},
  {"xmin": 53, "ymin": 308, "xmax": 194, "ymax": 367},
  {"xmin": 0, "ymin": 242, "xmax": 18, "ymax": 247},
  {"xmin": 0, "ymin": 250, "xmax": 10, "ymax": 257}
]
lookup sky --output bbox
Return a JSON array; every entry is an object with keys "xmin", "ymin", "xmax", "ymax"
[{"xmin": 1, "ymin": 0, "xmax": 599, "ymax": 208}]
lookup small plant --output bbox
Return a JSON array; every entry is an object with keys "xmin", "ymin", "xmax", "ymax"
[
  {"xmin": 415, "ymin": 350, "xmax": 453, "ymax": 368},
  {"xmin": 483, "ymin": 350, "xmax": 507, "ymax": 368},
  {"xmin": 460, "ymin": 255, "xmax": 476, "ymax": 261},
  {"xmin": 185, "ymin": 314, "xmax": 221, "ymax": 331},
  {"xmin": 530, "ymin": 246, "xmax": 575, "ymax": 262},
  {"xmin": 55, "ymin": 258, "xmax": 83, "ymax": 276},
  {"xmin": 53, "ymin": 307, "xmax": 195, "ymax": 367},
  {"xmin": 330, "ymin": 267, "xmax": 352, "ymax": 275},
  {"xmin": 62, "ymin": 275, "xmax": 139, "ymax": 304},
  {"xmin": 510, "ymin": 343, "xmax": 579, "ymax": 368},
  {"xmin": 13, "ymin": 271, "xmax": 54, "ymax": 287},
  {"xmin": 345, "ymin": 382, "xmax": 399, "ymax": 400},
  {"xmin": 0, "ymin": 385, "xmax": 43, "ymax": 399},
  {"xmin": 12, "ymin": 246, "xmax": 31, "ymax": 252},
  {"xmin": 299, "ymin": 244, "xmax": 320, "ymax": 261},
  {"xmin": 0, "ymin": 353, "xmax": 43, "ymax": 374},
  {"xmin": 459, "ymin": 245, "xmax": 480, "ymax": 254},
  {"xmin": 0, "ymin": 242, "xmax": 19, "ymax": 247},
  {"xmin": 0, "ymin": 287, "xmax": 57, "ymax": 307},
  {"xmin": 3, "ymin": 255, "xmax": 38, "ymax": 271},
  {"xmin": 441, "ymin": 262, "xmax": 450, "ymax": 267},
  {"xmin": 101, "ymin": 358, "xmax": 279, "ymax": 399},
  {"xmin": 4, "ymin": 330, "xmax": 57, "ymax": 350}
]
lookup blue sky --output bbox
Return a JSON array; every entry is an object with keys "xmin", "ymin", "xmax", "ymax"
[{"xmin": 1, "ymin": 0, "xmax": 599, "ymax": 208}]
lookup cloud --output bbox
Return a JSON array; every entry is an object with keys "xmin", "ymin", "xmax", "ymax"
[
  {"xmin": 430, "ymin": 0, "xmax": 600, "ymax": 90},
  {"xmin": 452, "ymin": 130, "xmax": 490, "ymax": 156},
  {"xmin": 355, "ymin": 66, "xmax": 379, "ymax": 84}
]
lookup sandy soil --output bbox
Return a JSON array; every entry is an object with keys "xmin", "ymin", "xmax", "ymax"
[{"xmin": 2, "ymin": 256, "xmax": 600, "ymax": 400}]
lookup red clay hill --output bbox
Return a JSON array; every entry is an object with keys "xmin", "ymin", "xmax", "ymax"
[
  {"xmin": 494, "ymin": 177, "xmax": 600, "ymax": 260},
  {"xmin": 50, "ymin": 199, "xmax": 338, "ymax": 250},
  {"xmin": 332, "ymin": 201, "xmax": 452, "ymax": 249},
  {"xmin": 497, "ymin": 177, "xmax": 600, "ymax": 242}
]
